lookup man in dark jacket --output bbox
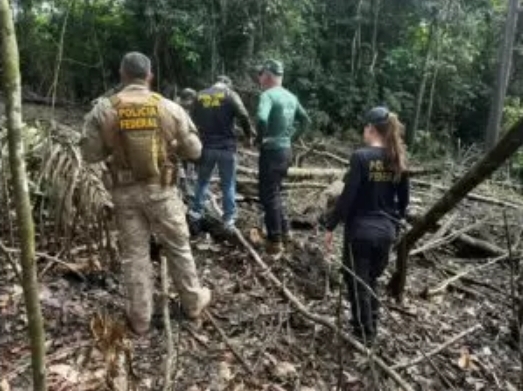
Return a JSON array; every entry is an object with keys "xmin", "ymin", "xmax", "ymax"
[
  {"xmin": 176, "ymin": 88, "xmax": 198, "ymax": 197},
  {"xmin": 189, "ymin": 76, "xmax": 255, "ymax": 230}
]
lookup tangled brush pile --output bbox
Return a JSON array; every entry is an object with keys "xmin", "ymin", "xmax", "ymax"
[{"xmin": 0, "ymin": 117, "xmax": 113, "ymax": 252}]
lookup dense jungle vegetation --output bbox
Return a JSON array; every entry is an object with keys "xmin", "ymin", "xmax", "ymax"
[{"xmin": 7, "ymin": 0, "xmax": 523, "ymax": 151}]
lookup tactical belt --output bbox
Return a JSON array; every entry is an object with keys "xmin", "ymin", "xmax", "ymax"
[
  {"xmin": 110, "ymin": 166, "xmax": 176, "ymax": 187},
  {"xmin": 262, "ymin": 136, "xmax": 290, "ymax": 144}
]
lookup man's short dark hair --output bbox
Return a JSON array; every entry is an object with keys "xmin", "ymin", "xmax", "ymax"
[{"xmin": 120, "ymin": 52, "xmax": 151, "ymax": 80}]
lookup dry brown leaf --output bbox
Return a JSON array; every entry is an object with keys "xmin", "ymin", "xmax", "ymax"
[
  {"xmin": 218, "ymin": 361, "xmax": 232, "ymax": 383},
  {"xmin": 458, "ymin": 348, "xmax": 471, "ymax": 369},
  {"xmin": 249, "ymin": 228, "xmax": 264, "ymax": 246},
  {"xmin": 49, "ymin": 363, "xmax": 80, "ymax": 383},
  {"xmin": 0, "ymin": 378, "xmax": 10, "ymax": 391},
  {"xmin": 273, "ymin": 361, "xmax": 297, "ymax": 380},
  {"xmin": 458, "ymin": 347, "xmax": 479, "ymax": 371}
]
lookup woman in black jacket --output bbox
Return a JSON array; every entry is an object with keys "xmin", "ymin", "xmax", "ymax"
[{"xmin": 325, "ymin": 106, "xmax": 409, "ymax": 346}]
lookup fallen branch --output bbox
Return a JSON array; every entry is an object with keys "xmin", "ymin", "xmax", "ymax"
[
  {"xmin": 161, "ymin": 257, "xmax": 174, "ymax": 391},
  {"xmin": 431, "ymin": 213, "xmax": 458, "ymax": 241},
  {"xmin": 412, "ymin": 179, "xmax": 523, "ymax": 209},
  {"xmin": 454, "ymin": 232, "xmax": 505, "ymax": 257},
  {"xmin": 392, "ymin": 324, "xmax": 482, "ymax": 370},
  {"xmin": 423, "ymin": 254, "xmax": 509, "ymax": 297},
  {"xmin": 0, "ymin": 240, "xmax": 22, "ymax": 283},
  {"xmin": 205, "ymin": 310, "xmax": 255, "ymax": 376},
  {"xmin": 390, "ymin": 116, "xmax": 523, "ymax": 300},
  {"xmin": 433, "ymin": 264, "xmax": 505, "ymax": 295},
  {"xmin": 2, "ymin": 246, "xmax": 86, "ymax": 281},
  {"xmin": 233, "ymin": 228, "xmax": 415, "ymax": 391},
  {"xmin": 409, "ymin": 218, "xmax": 488, "ymax": 257}
]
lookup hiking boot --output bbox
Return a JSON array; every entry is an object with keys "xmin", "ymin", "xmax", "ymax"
[
  {"xmin": 266, "ymin": 240, "xmax": 284, "ymax": 260},
  {"xmin": 185, "ymin": 287, "xmax": 212, "ymax": 319},
  {"xmin": 282, "ymin": 232, "xmax": 293, "ymax": 250},
  {"xmin": 353, "ymin": 327, "xmax": 375, "ymax": 348},
  {"xmin": 126, "ymin": 317, "xmax": 150, "ymax": 336},
  {"xmin": 187, "ymin": 210, "xmax": 203, "ymax": 237},
  {"xmin": 223, "ymin": 219, "xmax": 236, "ymax": 235}
]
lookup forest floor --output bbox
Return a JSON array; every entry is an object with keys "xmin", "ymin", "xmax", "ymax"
[{"xmin": 1, "ymin": 102, "xmax": 523, "ymax": 391}]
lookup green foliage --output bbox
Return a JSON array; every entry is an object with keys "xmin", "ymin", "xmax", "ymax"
[{"xmin": 12, "ymin": 0, "xmax": 522, "ymax": 146}]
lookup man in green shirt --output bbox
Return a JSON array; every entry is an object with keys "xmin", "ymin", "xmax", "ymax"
[{"xmin": 256, "ymin": 59, "xmax": 311, "ymax": 257}]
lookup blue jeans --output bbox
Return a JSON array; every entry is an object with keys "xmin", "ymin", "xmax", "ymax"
[{"xmin": 192, "ymin": 148, "xmax": 237, "ymax": 224}]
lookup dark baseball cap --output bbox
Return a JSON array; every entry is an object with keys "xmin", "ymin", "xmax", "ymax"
[
  {"xmin": 216, "ymin": 75, "xmax": 233, "ymax": 88},
  {"xmin": 365, "ymin": 106, "xmax": 390, "ymax": 125},
  {"xmin": 257, "ymin": 59, "xmax": 284, "ymax": 76},
  {"xmin": 179, "ymin": 88, "xmax": 197, "ymax": 105}
]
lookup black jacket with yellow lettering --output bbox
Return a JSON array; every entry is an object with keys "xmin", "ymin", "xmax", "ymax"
[
  {"xmin": 325, "ymin": 146, "xmax": 409, "ymax": 240},
  {"xmin": 192, "ymin": 84, "xmax": 253, "ymax": 151}
]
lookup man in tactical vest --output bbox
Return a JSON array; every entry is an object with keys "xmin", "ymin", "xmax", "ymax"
[
  {"xmin": 80, "ymin": 52, "xmax": 211, "ymax": 335},
  {"xmin": 189, "ymin": 75, "xmax": 255, "ymax": 232}
]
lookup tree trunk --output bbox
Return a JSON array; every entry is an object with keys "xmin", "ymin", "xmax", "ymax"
[
  {"xmin": 0, "ymin": 1, "xmax": 48, "ymax": 390},
  {"xmin": 408, "ymin": 22, "xmax": 435, "ymax": 146},
  {"xmin": 425, "ymin": 64, "xmax": 440, "ymax": 134},
  {"xmin": 389, "ymin": 115, "xmax": 523, "ymax": 301},
  {"xmin": 485, "ymin": 0, "xmax": 519, "ymax": 150}
]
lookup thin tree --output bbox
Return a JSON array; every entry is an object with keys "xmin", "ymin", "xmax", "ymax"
[
  {"xmin": 484, "ymin": 0, "xmax": 519, "ymax": 150},
  {"xmin": 0, "ymin": 0, "xmax": 48, "ymax": 390}
]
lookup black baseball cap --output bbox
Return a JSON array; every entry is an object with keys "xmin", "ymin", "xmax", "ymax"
[
  {"xmin": 216, "ymin": 75, "xmax": 233, "ymax": 88},
  {"xmin": 179, "ymin": 88, "xmax": 197, "ymax": 105},
  {"xmin": 365, "ymin": 106, "xmax": 390, "ymax": 125}
]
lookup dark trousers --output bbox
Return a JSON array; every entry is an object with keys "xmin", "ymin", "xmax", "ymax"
[
  {"xmin": 343, "ymin": 236, "xmax": 392, "ymax": 340},
  {"xmin": 258, "ymin": 148, "xmax": 292, "ymax": 242}
]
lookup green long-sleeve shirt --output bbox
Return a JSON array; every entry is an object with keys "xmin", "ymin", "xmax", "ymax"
[{"xmin": 256, "ymin": 86, "xmax": 311, "ymax": 150}]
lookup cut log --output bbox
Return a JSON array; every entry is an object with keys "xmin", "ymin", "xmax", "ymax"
[
  {"xmin": 389, "ymin": 116, "xmax": 523, "ymax": 300},
  {"xmin": 454, "ymin": 233, "xmax": 506, "ymax": 258},
  {"xmin": 236, "ymin": 177, "xmax": 327, "ymax": 197},
  {"xmin": 237, "ymin": 165, "xmax": 345, "ymax": 181},
  {"xmin": 237, "ymin": 165, "xmax": 438, "ymax": 182},
  {"xmin": 422, "ymin": 254, "xmax": 509, "ymax": 297}
]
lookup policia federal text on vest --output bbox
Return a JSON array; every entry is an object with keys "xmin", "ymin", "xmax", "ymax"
[{"xmin": 105, "ymin": 92, "xmax": 175, "ymax": 187}]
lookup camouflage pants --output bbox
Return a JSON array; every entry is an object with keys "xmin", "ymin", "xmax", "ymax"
[{"xmin": 112, "ymin": 184, "xmax": 203, "ymax": 331}]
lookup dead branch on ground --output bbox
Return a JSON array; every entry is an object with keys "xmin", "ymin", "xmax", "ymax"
[
  {"xmin": 392, "ymin": 324, "xmax": 482, "ymax": 370},
  {"xmin": 161, "ymin": 257, "xmax": 174, "ymax": 391},
  {"xmin": 390, "ymin": 116, "xmax": 523, "ymax": 300},
  {"xmin": 422, "ymin": 254, "xmax": 509, "ymax": 297},
  {"xmin": 205, "ymin": 310, "xmax": 255, "ymax": 376},
  {"xmin": 232, "ymin": 228, "xmax": 416, "ymax": 391}
]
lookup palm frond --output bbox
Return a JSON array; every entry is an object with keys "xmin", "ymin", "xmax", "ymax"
[{"xmin": 1, "ymin": 118, "xmax": 112, "ymax": 248}]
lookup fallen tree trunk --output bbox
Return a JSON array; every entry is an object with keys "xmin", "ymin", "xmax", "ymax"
[
  {"xmin": 238, "ymin": 165, "xmax": 345, "ymax": 181},
  {"xmin": 237, "ymin": 165, "xmax": 438, "ymax": 181},
  {"xmin": 422, "ymin": 254, "xmax": 509, "ymax": 297},
  {"xmin": 236, "ymin": 177, "xmax": 327, "ymax": 197},
  {"xmin": 389, "ymin": 116, "xmax": 523, "ymax": 300},
  {"xmin": 454, "ymin": 232, "xmax": 506, "ymax": 257},
  {"xmin": 412, "ymin": 179, "xmax": 523, "ymax": 209}
]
